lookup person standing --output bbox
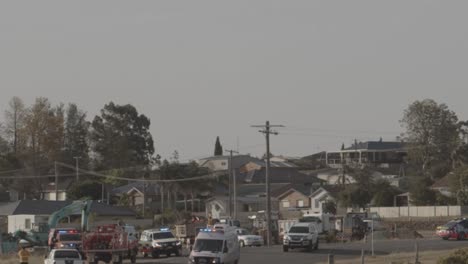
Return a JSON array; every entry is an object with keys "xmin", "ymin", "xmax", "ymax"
[{"xmin": 18, "ymin": 241, "xmax": 30, "ymax": 264}]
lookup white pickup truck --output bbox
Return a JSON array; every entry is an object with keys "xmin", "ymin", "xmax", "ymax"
[
  {"xmin": 44, "ymin": 249, "xmax": 84, "ymax": 264},
  {"xmin": 283, "ymin": 222, "xmax": 319, "ymax": 252}
]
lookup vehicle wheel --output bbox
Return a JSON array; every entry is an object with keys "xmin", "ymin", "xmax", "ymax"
[
  {"xmin": 143, "ymin": 252, "xmax": 148, "ymax": 258},
  {"xmin": 175, "ymin": 249, "xmax": 181, "ymax": 256},
  {"xmin": 117, "ymin": 255, "xmax": 123, "ymax": 264},
  {"xmin": 240, "ymin": 240, "xmax": 245, "ymax": 247},
  {"xmin": 314, "ymin": 239, "xmax": 319, "ymax": 250},
  {"xmin": 458, "ymin": 232, "xmax": 465, "ymax": 241},
  {"xmin": 442, "ymin": 237, "xmax": 449, "ymax": 240},
  {"xmin": 283, "ymin": 245, "xmax": 289, "ymax": 252},
  {"xmin": 234, "ymin": 259, "xmax": 239, "ymax": 264},
  {"xmin": 152, "ymin": 251, "xmax": 160, "ymax": 259},
  {"xmin": 307, "ymin": 241, "xmax": 313, "ymax": 252},
  {"xmin": 130, "ymin": 253, "xmax": 137, "ymax": 264}
]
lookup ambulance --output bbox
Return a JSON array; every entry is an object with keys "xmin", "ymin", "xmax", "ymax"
[{"xmin": 188, "ymin": 224, "xmax": 240, "ymax": 264}]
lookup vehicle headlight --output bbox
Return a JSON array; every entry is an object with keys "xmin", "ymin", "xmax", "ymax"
[
  {"xmin": 212, "ymin": 257, "xmax": 221, "ymax": 264},
  {"xmin": 152, "ymin": 241, "xmax": 161, "ymax": 247},
  {"xmin": 283, "ymin": 235, "xmax": 290, "ymax": 241},
  {"xmin": 176, "ymin": 241, "xmax": 182, "ymax": 246}
]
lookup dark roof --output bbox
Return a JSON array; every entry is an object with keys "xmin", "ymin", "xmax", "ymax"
[
  {"xmin": 43, "ymin": 178, "xmax": 75, "ymax": 191},
  {"xmin": 111, "ymin": 182, "xmax": 160, "ymax": 196},
  {"xmin": 431, "ymin": 174, "xmax": 450, "ymax": 188},
  {"xmin": 14, "ymin": 200, "xmax": 71, "ymax": 215},
  {"xmin": 89, "ymin": 202, "xmax": 137, "ymax": 217},
  {"xmin": 236, "ymin": 183, "xmax": 289, "ymax": 197},
  {"xmin": 344, "ymin": 141, "xmax": 405, "ymax": 151},
  {"xmin": 239, "ymin": 167, "xmax": 320, "ymax": 184},
  {"xmin": 0, "ymin": 200, "xmax": 137, "ymax": 217},
  {"xmin": 0, "ymin": 201, "xmax": 21, "ymax": 216}
]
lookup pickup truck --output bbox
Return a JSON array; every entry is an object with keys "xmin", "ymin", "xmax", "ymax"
[
  {"xmin": 283, "ymin": 222, "xmax": 319, "ymax": 252},
  {"xmin": 44, "ymin": 249, "xmax": 84, "ymax": 264}
]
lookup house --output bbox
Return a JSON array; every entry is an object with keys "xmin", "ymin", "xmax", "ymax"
[
  {"xmin": 41, "ymin": 179, "xmax": 75, "ymax": 201},
  {"xmin": 325, "ymin": 140, "xmax": 407, "ymax": 169},
  {"xmin": 111, "ymin": 182, "xmax": 161, "ymax": 207},
  {"xmin": 198, "ymin": 155, "xmax": 262, "ymax": 172},
  {"xmin": 0, "ymin": 200, "xmax": 137, "ymax": 233},
  {"xmin": 272, "ymin": 184, "xmax": 316, "ymax": 219},
  {"xmin": 431, "ymin": 174, "xmax": 452, "ymax": 197},
  {"xmin": 309, "ymin": 186, "xmax": 342, "ymax": 214},
  {"xmin": 238, "ymin": 167, "xmax": 317, "ymax": 185},
  {"xmin": 313, "ymin": 168, "xmax": 356, "ymax": 185},
  {"xmin": 205, "ymin": 196, "xmax": 279, "ymax": 225}
]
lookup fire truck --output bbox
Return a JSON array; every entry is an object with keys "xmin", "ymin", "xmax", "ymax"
[{"xmin": 81, "ymin": 224, "xmax": 138, "ymax": 264}]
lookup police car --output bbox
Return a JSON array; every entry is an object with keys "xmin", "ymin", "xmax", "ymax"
[{"xmin": 139, "ymin": 228, "xmax": 182, "ymax": 258}]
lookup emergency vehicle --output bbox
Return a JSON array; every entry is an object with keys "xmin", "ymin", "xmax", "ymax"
[{"xmin": 188, "ymin": 224, "xmax": 240, "ymax": 264}]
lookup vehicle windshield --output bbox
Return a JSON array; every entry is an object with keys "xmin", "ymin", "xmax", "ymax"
[
  {"xmin": 54, "ymin": 250, "xmax": 80, "ymax": 259},
  {"xmin": 299, "ymin": 216, "xmax": 321, "ymax": 223},
  {"xmin": 153, "ymin": 232, "xmax": 174, "ymax": 240},
  {"xmin": 445, "ymin": 221, "xmax": 458, "ymax": 229},
  {"xmin": 193, "ymin": 239, "xmax": 224, "ymax": 253},
  {"xmin": 289, "ymin": 226, "xmax": 309, "ymax": 233},
  {"xmin": 59, "ymin": 234, "xmax": 81, "ymax": 241},
  {"xmin": 237, "ymin": 229, "xmax": 250, "ymax": 235}
]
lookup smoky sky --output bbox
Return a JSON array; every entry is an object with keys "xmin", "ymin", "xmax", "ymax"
[{"xmin": 1, "ymin": 1, "xmax": 468, "ymax": 161}]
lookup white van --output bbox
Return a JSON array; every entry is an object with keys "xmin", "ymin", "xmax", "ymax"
[{"xmin": 188, "ymin": 225, "xmax": 240, "ymax": 264}]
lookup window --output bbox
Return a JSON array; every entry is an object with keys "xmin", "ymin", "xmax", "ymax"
[
  {"xmin": 25, "ymin": 218, "xmax": 31, "ymax": 229},
  {"xmin": 297, "ymin": 200, "xmax": 304, "ymax": 207},
  {"xmin": 282, "ymin": 200, "xmax": 290, "ymax": 208}
]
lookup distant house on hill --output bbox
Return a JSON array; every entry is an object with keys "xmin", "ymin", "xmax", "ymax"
[
  {"xmin": 41, "ymin": 178, "xmax": 75, "ymax": 201},
  {"xmin": 111, "ymin": 182, "xmax": 161, "ymax": 207},
  {"xmin": 197, "ymin": 155, "xmax": 262, "ymax": 172},
  {"xmin": 326, "ymin": 140, "xmax": 407, "ymax": 169}
]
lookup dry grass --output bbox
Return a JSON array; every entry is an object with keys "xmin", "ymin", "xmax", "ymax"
[
  {"xmin": 0, "ymin": 254, "xmax": 43, "ymax": 264},
  {"xmin": 325, "ymin": 249, "xmax": 451, "ymax": 264}
]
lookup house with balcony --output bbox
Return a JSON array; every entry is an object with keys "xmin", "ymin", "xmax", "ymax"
[{"xmin": 325, "ymin": 140, "xmax": 407, "ymax": 169}]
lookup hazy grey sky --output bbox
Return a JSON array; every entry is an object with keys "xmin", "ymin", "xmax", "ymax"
[{"xmin": 1, "ymin": 1, "xmax": 468, "ymax": 161}]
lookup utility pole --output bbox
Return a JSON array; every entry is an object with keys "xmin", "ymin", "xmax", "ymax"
[
  {"xmin": 225, "ymin": 149, "xmax": 239, "ymax": 219},
  {"xmin": 73, "ymin": 157, "xmax": 80, "ymax": 181},
  {"xmin": 251, "ymin": 121, "xmax": 284, "ymax": 247},
  {"xmin": 54, "ymin": 161, "xmax": 59, "ymax": 201}
]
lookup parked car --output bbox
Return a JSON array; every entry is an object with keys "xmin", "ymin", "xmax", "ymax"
[
  {"xmin": 44, "ymin": 249, "xmax": 84, "ymax": 264},
  {"xmin": 235, "ymin": 228, "xmax": 264, "ymax": 247},
  {"xmin": 436, "ymin": 219, "xmax": 468, "ymax": 240}
]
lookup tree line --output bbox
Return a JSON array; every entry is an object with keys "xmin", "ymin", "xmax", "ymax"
[{"xmin": 0, "ymin": 96, "xmax": 216, "ymax": 214}]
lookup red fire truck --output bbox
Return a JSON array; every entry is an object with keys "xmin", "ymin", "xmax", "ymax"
[{"xmin": 81, "ymin": 224, "xmax": 138, "ymax": 264}]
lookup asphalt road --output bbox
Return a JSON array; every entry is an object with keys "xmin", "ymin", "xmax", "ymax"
[{"xmin": 128, "ymin": 238, "xmax": 468, "ymax": 264}]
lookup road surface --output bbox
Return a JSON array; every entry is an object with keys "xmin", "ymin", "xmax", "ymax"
[{"xmin": 128, "ymin": 238, "xmax": 468, "ymax": 264}]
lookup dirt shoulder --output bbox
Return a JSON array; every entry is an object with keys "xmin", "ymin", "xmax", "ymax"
[{"xmin": 325, "ymin": 249, "xmax": 452, "ymax": 264}]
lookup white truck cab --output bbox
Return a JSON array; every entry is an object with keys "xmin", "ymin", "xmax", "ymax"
[
  {"xmin": 283, "ymin": 222, "xmax": 319, "ymax": 252},
  {"xmin": 44, "ymin": 249, "xmax": 84, "ymax": 264},
  {"xmin": 188, "ymin": 226, "xmax": 240, "ymax": 264}
]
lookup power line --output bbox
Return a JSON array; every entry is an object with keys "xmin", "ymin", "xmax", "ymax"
[{"xmin": 55, "ymin": 162, "xmax": 226, "ymax": 183}]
